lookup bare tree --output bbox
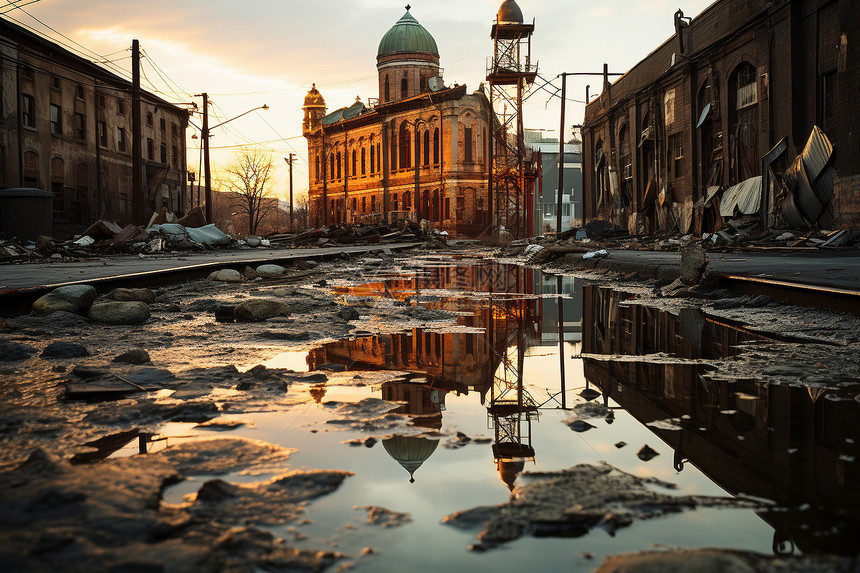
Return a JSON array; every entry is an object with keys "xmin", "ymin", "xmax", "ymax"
[{"xmin": 222, "ymin": 149, "xmax": 276, "ymax": 236}]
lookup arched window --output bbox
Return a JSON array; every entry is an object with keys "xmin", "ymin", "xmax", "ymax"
[
  {"xmin": 423, "ymin": 130, "xmax": 430, "ymax": 166},
  {"xmin": 385, "ymin": 75, "xmax": 390, "ymax": 102},
  {"xmin": 403, "ymin": 191, "xmax": 410, "ymax": 211},
  {"xmin": 330, "ymin": 153, "xmax": 335, "ymax": 181},
  {"xmin": 399, "ymin": 121, "xmax": 411, "ymax": 169},
  {"xmin": 464, "ymin": 124, "xmax": 473, "ymax": 162},
  {"xmin": 390, "ymin": 132, "xmax": 398, "ymax": 171},
  {"xmin": 729, "ymin": 62, "xmax": 758, "ymax": 182},
  {"xmin": 361, "ymin": 147, "xmax": 366, "ymax": 175},
  {"xmin": 336, "ymin": 151, "xmax": 341, "ymax": 179},
  {"xmin": 377, "ymin": 143, "xmax": 381, "ymax": 173},
  {"xmin": 315, "ymin": 155, "xmax": 320, "ymax": 181},
  {"xmin": 401, "ymin": 76, "xmax": 408, "ymax": 99},
  {"xmin": 433, "ymin": 128, "xmax": 439, "ymax": 164},
  {"xmin": 352, "ymin": 149, "xmax": 357, "ymax": 177}
]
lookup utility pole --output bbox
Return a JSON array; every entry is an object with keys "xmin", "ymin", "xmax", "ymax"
[
  {"xmin": 285, "ymin": 154, "xmax": 296, "ymax": 232},
  {"xmin": 556, "ymin": 72, "xmax": 566, "ymax": 236},
  {"xmin": 131, "ymin": 39, "xmax": 142, "ymax": 225},
  {"xmin": 201, "ymin": 93, "xmax": 212, "ymax": 224}
]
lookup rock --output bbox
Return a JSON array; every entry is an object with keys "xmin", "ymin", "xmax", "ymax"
[
  {"xmin": 493, "ymin": 229, "xmax": 513, "ymax": 245},
  {"xmin": 593, "ymin": 549, "xmax": 761, "ymax": 573},
  {"xmin": 0, "ymin": 340, "xmax": 36, "ymax": 361},
  {"xmin": 42, "ymin": 310, "xmax": 88, "ymax": 328},
  {"xmin": 108, "ymin": 288, "xmax": 156, "ymax": 304},
  {"xmin": 243, "ymin": 266, "xmax": 260, "ymax": 280},
  {"xmin": 113, "ymin": 349, "xmax": 151, "ymax": 364},
  {"xmin": 214, "ymin": 304, "xmax": 237, "ymax": 321},
  {"xmin": 338, "ymin": 306, "xmax": 360, "ymax": 321},
  {"xmin": 32, "ymin": 285, "xmax": 98, "ymax": 315},
  {"xmin": 636, "ymin": 445, "xmax": 660, "ymax": 461},
  {"xmin": 234, "ymin": 299, "xmax": 291, "ymax": 322},
  {"xmin": 585, "ymin": 220, "xmax": 613, "ymax": 239},
  {"xmin": 256, "ymin": 264, "xmax": 286, "ymax": 278},
  {"xmin": 208, "ymin": 269, "xmax": 243, "ymax": 282},
  {"xmin": 41, "ymin": 341, "xmax": 89, "ymax": 359},
  {"xmin": 88, "ymin": 301, "xmax": 151, "ymax": 324},
  {"xmin": 680, "ymin": 244, "xmax": 709, "ymax": 285},
  {"xmin": 246, "ymin": 236, "xmax": 262, "ymax": 247},
  {"xmin": 566, "ymin": 420, "xmax": 595, "ymax": 433}
]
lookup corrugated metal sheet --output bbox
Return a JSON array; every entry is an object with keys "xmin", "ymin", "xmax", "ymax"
[
  {"xmin": 719, "ymin": 176, "xmax": 761, "ymax": 217},
  {"xmin": 795, "ymin": 164, "xmax": 824, "ymax": 223},
  {"xmin": 812, "ymin": 165, "xmax": 836, "ymax": 205},
  {"xmin": 801, "ymin": 125, "xmax": 833, "ymax": 183},
  {"xmin": 782, "ymin": 191, "xmax": 808, "ymax": 229}
]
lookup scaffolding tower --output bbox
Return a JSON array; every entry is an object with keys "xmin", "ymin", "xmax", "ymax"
[{"xmin": 487, "ymin": 5, "xmax": 537, "ymax": 238}]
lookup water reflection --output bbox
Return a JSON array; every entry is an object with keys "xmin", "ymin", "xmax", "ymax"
[
  {"xmin": 581, "ymin": 285, "xmax": 860, "ymax": 555},
  {"xmin": 313, "ymin": 262, "xmax": 582, "ymax": 485}
]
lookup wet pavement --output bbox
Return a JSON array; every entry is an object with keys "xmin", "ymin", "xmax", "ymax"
[{"xmin": 1, "ymin": 251, "xmax": 859, "ymax": 572}]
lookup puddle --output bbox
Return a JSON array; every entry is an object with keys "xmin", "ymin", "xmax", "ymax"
[{"xmin": 8, "ymin": 259, "xmax": 859, "ymax": 571}]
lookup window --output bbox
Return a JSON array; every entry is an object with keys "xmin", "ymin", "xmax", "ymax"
[
  {"xmin": 423, "ymin": 130, "xmax": 430, "ymax": 166},
  {"xmin": 98, "ymin": 94, "xmax": 106, "ymax": 109},
  {"xmin": 336, "ymin": 151, "xmax": 341, "ymax": 179},
  {"xmin": 117, "ymin": 100, "xmax": 126, "ymax": 116},
  {"xmin": 147, "ymin": 138, "xmax": 154, "ymax": 160},
  {"xmin": 668, "ymin": 132, "xmax": 684, "ymax": 177},
  {"xmin": 171, "ymin": 124, "xmax": 178, "ymax": 137},
  {"xmin": 420, "ymin": 75, "xmax": 426, "ymax": 92},
  {"xmin": 160, "ymin": 142, "xmax": 167, "ymax": 164},
  {"xmin": 97, "ymin": 121, "xmax": 108, "ymax": 147},
  {"xmin": 50, "ymin": 104, "xmax": 61, "ymax": 135},
  {"xmin": 361, "ymin": 147, "xmax": 366, "ymax": 175},
  {"xmin": 392, "ymin": 193, "xmax": 398, "ymax": 208},
  {"xmin": 330, "ymin": 153, "xmax": 335, "ymax": 180},
  {"xmin": 50, "ymin": 76, "xmax": 60, "ymax": 90},
  {"xmin": 74, "ymin": 112, "xmax": 86, "ymax": 141},
  {"xmin": 401, "ymin": 76, "xmax": 408, "ymax": 99},
  {"xmin": 369, "ymin": 146, "xmax": 375, "ymax": 173},
  {"xmin": 361, "ymin": 196, "xmax": 366, "ymax": 213},
  {"xmin": 172, "ymin": 145, "xmax": 178, "ymax": 168},
  {"xmin": 384, "ymin": 75, "xmax": 390, "ymax": 102},
  {"xmin": 117, "ymin": 127, "xmax": 127, "ymax": 152},
  {"xmin": 315, "ymin": 156, "xmax": 320, "ymax": 180},
  {"xmin": 22, "ymin": 65, "xmax": 34, "ymax": 80},
  {"xmin": 371, "ymin": 195, "xmax": 376, "ymax": 213},
  {"xmin": 75, "ymin": 85, "xmax": 85, "ymax": 100},
  {"xmin": 433, "ymin": 128, "xmax": 439, "ymax": 164},
  {"xmin": 398, "ymin": 122, "xmax": 410, "ymax": 169},
  {"xmin": 464, "ymin": 127, "xmax": 473, "ymax": 162},
  {"xmin": 146, "ymin": 112, "xmax": 153, "ymax": 127},
  {"xmin": 351, "ymin": 149, "xmax": 357, "ymax": 176},
  {"xmin": 160, "ymin": 117, "xmax": 166, "ymax": 134},
  {"xmin": 22, "ymin": 94, "xmax": 35, "ymax": 128}
]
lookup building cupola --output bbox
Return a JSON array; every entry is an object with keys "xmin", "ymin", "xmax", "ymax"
[
  {"xmin": 377, "ymin": 6, "xmax": 441, "ymax": 103},
  {"xmin": 302, "ymin": 83, "xmax": 327, "ymax": 134}
]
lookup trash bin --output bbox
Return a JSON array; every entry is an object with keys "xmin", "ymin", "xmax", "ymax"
[{"xmin": 0, "ymin": 188, "xmax": 53, "ymax": 241}]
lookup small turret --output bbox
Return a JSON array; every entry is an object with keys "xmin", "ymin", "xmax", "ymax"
[{"xmin": 302, "ymin": 83, "xmax": 327, "ymax": 134}]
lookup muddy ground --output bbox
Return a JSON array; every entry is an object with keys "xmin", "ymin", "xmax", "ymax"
[{"xmin": 1, "ymin": 244, "xmax": 859, "ymax": 572}]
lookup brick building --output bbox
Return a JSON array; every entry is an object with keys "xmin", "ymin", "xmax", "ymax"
[
  {"xmin": 0, "ymin": 18, "xmax": 189, "ymax": 238},
  {"xmin": 581, "ymin": 0, "xmax": 859, "ymax": 233},
  {"xmin": 302, "ymin": 8, "xmax": 497, "ymax": 235}
]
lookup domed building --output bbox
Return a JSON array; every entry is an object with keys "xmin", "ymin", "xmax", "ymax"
[{"xmin": 302, "ymin": 6, "xmax": 497, "ymax": 235}]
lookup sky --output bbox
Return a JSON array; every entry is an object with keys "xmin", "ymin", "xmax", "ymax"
[{"xmin": 10, "ymin": 0, "xmax": 717, "ymax": 201}]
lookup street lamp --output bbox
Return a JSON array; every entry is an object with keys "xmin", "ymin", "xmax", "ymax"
[{"xmin": 196, "ymin": 91, "xmax": 269, "ymax": 224}]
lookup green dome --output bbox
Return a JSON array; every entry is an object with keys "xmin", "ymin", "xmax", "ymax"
[{"xmin": 377, "ymin": 9, "xmax": 439, "ymax": 58}]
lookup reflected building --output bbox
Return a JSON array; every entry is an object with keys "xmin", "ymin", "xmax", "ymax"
[{"xmin": 582, "ymin": 284, "xmax": 860, "ymax": 555}]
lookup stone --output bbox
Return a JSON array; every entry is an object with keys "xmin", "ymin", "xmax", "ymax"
[
  {"xmin": 338, "ymin": 306, "xmax": 360, "ymax": 321},
  {"xmin": 32, "ymin": 284, "xmax": 98, "ymax": 315},
  {"xmin": 234, "ymin": 299, "xmax": 291, "ymax": 322},
  {"xmin": 636, "ymin": 445, "xmax": 659, "ymax": 461},
  {"xmin": 246, "ymin": 236, "xmax": 262, "ymax": 248},
  {"xmin": 41, "ymin": 341, "xmax": 89, "ymax": 359},
  {"xmin": 108, "ymin": 288, "xmax": 156, "ymax": 304},
  {"xmin": 680, "ymin": 244, "xmax": 709, "ymax": 285},
  {"xmin": 256, "ymin": 264, "xmax": 286, "ymax": 278},
  {"xmin": 88, "ymin": 301, "xmax": 151, "ymax": 324},
  {"xmin": 113, "ymin": 349, "xmax": 151, "ymax": 364},
  {"xmin": 243, "ymin": 266, "xmax": 260, "ymax": 280},
  {"xmin": 0, "ymin": 340, "xmax": 36, "ymax": 361},
  {"xmin": 585, "ymin": 220, "xmax": 613, "ymax": 239},
  {"xmin": 208, "ymin": 269, "xmax": 243, "ymax": 282}
]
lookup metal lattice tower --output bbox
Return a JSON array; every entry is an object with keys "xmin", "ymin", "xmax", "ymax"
[{"xmin": 487, "ymin": 1, "xmax": 537, "ymax": 238}]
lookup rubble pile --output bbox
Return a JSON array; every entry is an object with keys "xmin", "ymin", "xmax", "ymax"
[
  {"xmin": 288, "ymin": 221, "xmax": 424, "ymax": 247},
  {"xmin": 0, "ymin": 207, "xmax": 276, "ymax": 263}
]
